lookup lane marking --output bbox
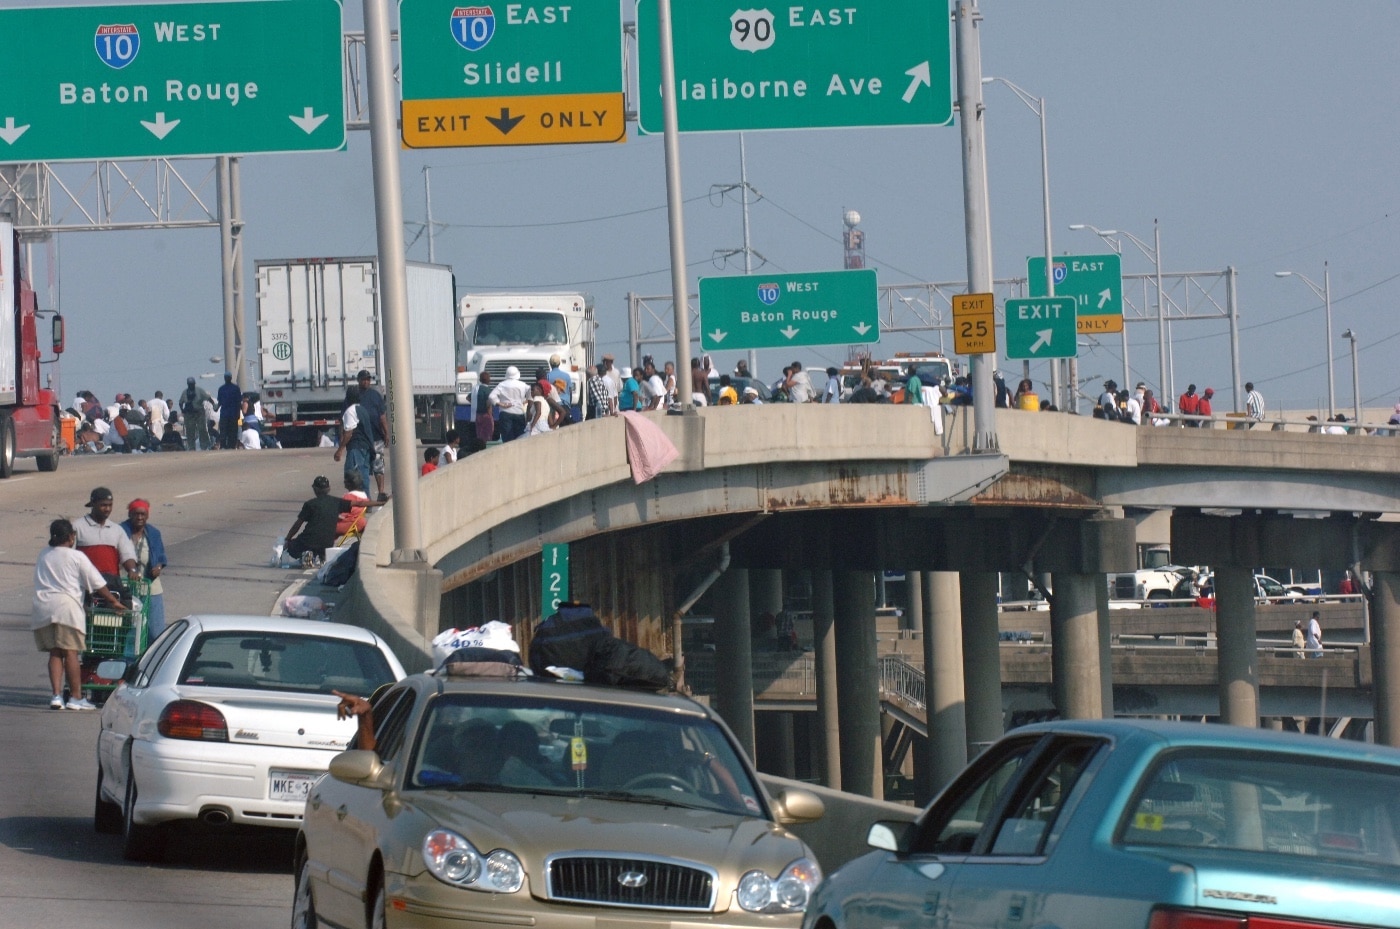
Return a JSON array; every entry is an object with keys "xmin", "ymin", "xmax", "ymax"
[{"xmin": 174, "ymin": 490, "xmax": 208, "ymax": 498}]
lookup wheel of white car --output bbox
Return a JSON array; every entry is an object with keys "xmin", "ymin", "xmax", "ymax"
[
  {"xmin": 291, "ymin": 853, "xmax": 318, "ymax": 929},
  {"xmin": 369, "ymin": 883, "xmax": 387, "ymax": 929},
  {"xmin": 121, "ymin": 763, "xmax": 166, "ymax": 862},
  {"xmin": 94, "ymin": 766, "xmax": 122, "ymax": 834}
]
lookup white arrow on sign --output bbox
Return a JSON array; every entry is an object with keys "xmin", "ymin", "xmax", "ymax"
[
  {"xmin": 140, "ymin": 112, "xmax": 180, "ymax": 139},
  {"xmin": 780, "ymin": 325, "xmax": 800, "ymax": 340},
  {"xmin": 1029, "ymin": 329, "xmax": 1053, "ymax": 354},
  {"xmin": 289, "ymin": 107, "xmax": 329, "ymax": 134},
  {"xmin": 0, "ymin": 117, "xmax": 30, "ymax": 145},
  {"xmin": 708, "ymin": 329, "xmax": 728, "ymax": 343},
  {"xmin": 902, "ymin": 61, "xmax": 931, "ymax": 104},
  {"xmin": 852, "ymin": 322, "xmax": 872, "ymax": 336},
  {"xmin": 1097, "ymin": 288, "xmax": 1112, "ymax": 309}
]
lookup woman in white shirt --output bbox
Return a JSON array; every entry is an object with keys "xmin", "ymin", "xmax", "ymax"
[{"xmin": 33, "ymin": 518, "xmax": 124, "ymax": 710}]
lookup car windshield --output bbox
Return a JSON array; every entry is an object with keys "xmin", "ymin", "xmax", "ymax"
[
  {"xmin": 473, "ymin": 312, "xmax": 567, "ymax": 346},
  {"xmin": 1119, "ymin": 749, "xmax": 1400, "ymax": 867},
  {"xmin": 177, "ymin": 632, "xmax": 397, "ymax": 696},
  {"xmin": 407, "ymin": 693, "xmax": 764, "ymax": 817}
]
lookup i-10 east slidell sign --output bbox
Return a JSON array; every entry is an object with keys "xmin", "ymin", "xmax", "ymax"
[{"xmin": 698, "ymin": 269, "xmax": 878, "ymax": 351}]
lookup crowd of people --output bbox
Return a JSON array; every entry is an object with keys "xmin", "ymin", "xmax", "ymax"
[
  {"xmin": 69, "ymin": 372, "xmax": 275, "ymax": 454},
  {"xmin": 30, "ymin": 488, "xmax": 168, "ymax": 711}
]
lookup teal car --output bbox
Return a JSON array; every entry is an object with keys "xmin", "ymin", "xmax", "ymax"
[{"xmin": 804, "ymin": 720, "xmax": 1400, "ymax": 929}]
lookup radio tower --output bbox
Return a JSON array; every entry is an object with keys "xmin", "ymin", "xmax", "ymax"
[{"xmin": 842, "ymin": 209, "xmax": 865, "ymax": 269}]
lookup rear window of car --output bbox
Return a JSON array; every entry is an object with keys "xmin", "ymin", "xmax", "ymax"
[
  {"xmin": 1119, "ymin": 749, "xmax": 1400, "ymax": 867},
  {"xmin": 406, "ymin": 693, "xmax": 764, "ymax": 817},
  {"xmin": 178, "ymin": 632, "xmax": 397, "ymax": 695}
]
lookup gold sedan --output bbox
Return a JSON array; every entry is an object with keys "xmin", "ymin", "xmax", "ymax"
[{"xmin": 294, "ymin": 672, "xmax": 825, "ymax": 929}]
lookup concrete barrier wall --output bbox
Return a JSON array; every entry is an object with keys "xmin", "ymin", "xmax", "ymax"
[{"xmin": 757, "ymin": 773, "xmax": 918, "ymax": 871}]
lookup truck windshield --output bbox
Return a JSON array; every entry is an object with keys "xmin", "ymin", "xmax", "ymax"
[{"xmin": 473, "ymin": 312, "xmax": 567, "ymax": 346}]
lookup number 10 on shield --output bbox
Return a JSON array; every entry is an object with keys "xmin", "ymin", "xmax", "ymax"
[{"xmin": 541, "ymin": 543, "xmax": 570, "ymax": 619}]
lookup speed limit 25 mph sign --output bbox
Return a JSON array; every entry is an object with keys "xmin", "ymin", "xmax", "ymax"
[{"xmin": 952, "ymin": 293, "xmax": 996, "ymax": 356}]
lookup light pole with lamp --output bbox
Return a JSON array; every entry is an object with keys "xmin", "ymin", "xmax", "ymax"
[
  {"xmin": 1068, "ymin": 221, "xmax": 1169, "ymax": 407},
  {"xmin": 982, "ymin": 75, "xmax": 1060, "ymax": 408},
  {"xmin": 1341, "ymin": 328, "xmax": 1361, "ymax": 426},
  {"xmin": 1274, "ymin": 264, "xmax": 1333, "ymax": 417}
]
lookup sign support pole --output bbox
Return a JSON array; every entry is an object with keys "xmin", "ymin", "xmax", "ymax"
[
  {"xmin": 657, "ymin": 0, "xmax": 694, "ymax": 408},
  {"xmin": 954, "ymin": 1, "xmax": 997, "ymax": 451},
  {"xmin": 364, "ymin": 0, "xmax": 424, "ymax": 561},
  {"xmin": 217, "ymin": 157, "xmax": 237, "ymax": 387}
]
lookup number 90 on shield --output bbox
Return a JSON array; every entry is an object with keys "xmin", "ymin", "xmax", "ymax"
[{"xmin": 730, "ymin": 8, "xmax": 776, "ymax": 52}]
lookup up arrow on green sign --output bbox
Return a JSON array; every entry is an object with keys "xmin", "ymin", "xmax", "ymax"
[
  {"xmin": 0, "ymin": 1, "xmax": 345, "ymax": 163},
  {"xmin": 636, "ymin": 1, "xmax": 952, "ymax": 133},
  {"xmin": 699, "ymin": 269, "xmax": 879, "ymax": 351},
  {"xmin": 1005, "ymin": 297, "xmax": 1078, "ymax": 360}
]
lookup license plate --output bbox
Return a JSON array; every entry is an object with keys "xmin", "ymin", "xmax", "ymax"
[{"xmin": 269, "ymin": 769, "xmax": 319, "ymax": 802}]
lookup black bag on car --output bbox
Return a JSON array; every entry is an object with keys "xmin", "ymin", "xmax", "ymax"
[
  {"xmin": 585, "ymin": 636, "xmax": 670, "ymax": 691},
  {"xmin": 529, "ymin": 602, "xmax": 608, "ymax": 676}
]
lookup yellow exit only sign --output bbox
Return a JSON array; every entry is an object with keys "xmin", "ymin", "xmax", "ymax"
[{"xmin": 952, "ymin": 293, "xmax": 996, "ymax": 355}]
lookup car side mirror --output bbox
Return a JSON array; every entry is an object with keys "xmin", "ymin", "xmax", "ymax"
[
  {"xmin": 771, "ymin": 787, "xmax": 824, "ymax": 825},
  {"xmin": 95, "ymin": 658, "xmax": 128, "ymax": 682},
  {"xmin": 329, "ymin": 750, "xmax": 394, "ymax": 789},
  {"xmin": 51, "ymin": 314, "xmax": 65, "ymax": 355},
  {"xmin": 867, "ymin": 820, "xmax": 914, "ymax": 853}
]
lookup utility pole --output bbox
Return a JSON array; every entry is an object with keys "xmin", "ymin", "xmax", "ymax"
[{"xmin": 712, "ymin": 135, "xmax": 765, "ymax": 377}]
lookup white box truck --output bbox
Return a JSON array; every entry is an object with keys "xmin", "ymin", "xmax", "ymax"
[
  {"xmin": 254, "ymin": 257, "xmax": 457, "ymax": 446},
  {"xmin": 455, "ymin": 292, "xmax": 596, "ymax": 422}
]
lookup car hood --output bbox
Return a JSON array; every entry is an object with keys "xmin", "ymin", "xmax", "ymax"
[
  {"xmin": 169, "ymin": 686, "xmax": 354, "ymax": 751},
  {"xmin": 401, "ymin": 790, "xmax": 812, "ymax": 889}
]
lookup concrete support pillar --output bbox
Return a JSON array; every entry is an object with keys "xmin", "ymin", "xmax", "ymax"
[
  {"xmin": 771, "ymin": 713, "xmax": 796, "ymax": 778},
  {"xmin": 904, "ymin": 570, "xmax": 924, "ymax": 633},
  {"xmin": 1050, "ymin": 573, "xmax": 1103, "ymax": 720},
  {"xmin": 959, "ymin": 571, "xmax": 1002, "ymax": 756},
  {"xmin": 833, "ymin": 571, "xmax": 882, "ymax": 799},
  {"xmin": 1371, "ymin": 572, "xmax": 1400, "ymax": 747},
  {"xmin": 1215, "ymin": 564, "xmax": 1259, "ymax": 728},
  {"xmin": 811, "ymin": 571, "xmax": 841, "ymax": 789},
  {"xmin": 1096, "ymin": 578, "xmax": 1115, "ymax": 717},
  {"xmin": 749, "ymin": 568, "xmax": 784, "ymax": 624},
  {"xmin": 922, "ymin": 571, "xmax": 967, "ymax": 794},
  {"xmin": 712, "ymin": 568, "xmax": 755, "ymax": 759}
]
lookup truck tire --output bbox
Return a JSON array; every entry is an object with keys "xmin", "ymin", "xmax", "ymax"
[
  {"xmin": 0, "ymin": 414, "xmax": 15, "ymax": 478},
  {"xmin": 35, "ymin": 415, "xmax": 60, "ymax": 472}
]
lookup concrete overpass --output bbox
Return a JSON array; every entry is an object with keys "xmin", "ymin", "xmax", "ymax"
[{"xmin": 338, "ymin": 405, "xmax": 1400, "ymax": 796}]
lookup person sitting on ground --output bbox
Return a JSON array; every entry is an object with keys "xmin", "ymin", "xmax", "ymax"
[
  {"xmin": 335, "ymin": 473, "xmax": 372, "ymax": 540},
  {"xmin": 283, "ymin": 476, "xmax": 384, "ymax": 568}
]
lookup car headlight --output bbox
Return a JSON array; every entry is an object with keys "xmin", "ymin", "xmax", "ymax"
[
  {"xmin": 422, "ymin": 830, "xmax": 524, "ymax": 893},
  {"xmin": 736, "ymin": 858, "xmax": 822, "ymax": 913}
]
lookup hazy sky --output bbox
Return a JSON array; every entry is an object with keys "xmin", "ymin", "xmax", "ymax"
[{"xmin": 13, "ymin": 1, "xmax": 1400, "ymax": 416}]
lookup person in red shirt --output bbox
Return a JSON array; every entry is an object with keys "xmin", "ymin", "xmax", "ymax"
[
  {"xmin": 1197, "ymin": 387, "xmax": 1215, "ymax": 425},
  {"xmin": 420, "ymin": 447, "xmax": 440, "ymax": 476},
  {"xmin": 1178, "ymin": 384, "xmax": 1199, "ymax": 426}
]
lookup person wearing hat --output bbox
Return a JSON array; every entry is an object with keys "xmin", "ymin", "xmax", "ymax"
[
  {"xmin": 283, "ymin": 476, "xmax": 386, "ymax": 568},
  {"xmin": 352, "ymin": 370, "xmax": 390, "ymax": 501},
  {"xmin": 617, "ymin": 366, "xmax": 639, "ymax": 411},
  {"xmin": 1197, "ymin": 387, "xmax": 1215, "ymax": 425},
  {"xmin": 488, "ymin": 366, "xmax": 530, "ymax": 442},
  {"xmin": 121, "ymin": 499, "xmax": 168, "ymax": 640},
  {"xmin": 179, "ymin": 376, "xmax": 214, "ymax": 450},
  {"xmin": 1097, "ymin": 379, "xmax": 1118, "ymax": 413},
  {"xmin": 33, "ymin": 518, "xmax": 126, "ymax": 710},
  {"xmin": 740, "ymin": 385, "xmax": 763, "ymax": 405},
  {"xmin": 215, "ymin": 371, "xmax": 243, "ymax": 450},
  {"xmin": 74, "ymin": 487, "xmax": 140, "ymax": 591}
]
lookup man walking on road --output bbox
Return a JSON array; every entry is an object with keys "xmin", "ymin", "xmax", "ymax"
[
  {"xmin": 354, "ymin": 370, "xmax": 391, "ymax": 501},
  {"xmin": 180, "ymin": 376, "xmax": 214, "ymax": 450},
  {"xmin": 216, "ymin": 372, "xmax": 243, "ymax": 449},
  {"xmin": 333, "ymin": 386, "xmax": 376, "ymax": 497}
]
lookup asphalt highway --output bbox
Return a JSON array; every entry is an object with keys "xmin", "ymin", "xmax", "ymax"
[{"xmin": 0, "ymin": 447, "xmax": 347, "ymax": 927}]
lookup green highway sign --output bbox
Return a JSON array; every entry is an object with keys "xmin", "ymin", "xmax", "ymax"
[
  {"xmin": 0, "ymin": 1, "xmax": 346, "ymax": 163},
  {"xmin": 1027, "ymin": 254, "xmax": 1124, "ymax": 334},
  {"xmin": 1005, "ymin": 297, "xmax": 1078, "ymax": 360},
  {"xmin": 636, "ymin": 1, "xmax": 952, "ymax": 133},
  {"xmin": 699, "ymin": 269, "xmax": 879, "ymax": 351},
  {"xmin": 398, "ymin": 0, "xmax": 626, "ymax": 147},
  {"xmin": 541, "ymin": 542, "xmax": 569, "ymax": 618}
]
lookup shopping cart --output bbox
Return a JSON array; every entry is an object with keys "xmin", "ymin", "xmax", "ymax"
[{"xmin": 81, "ymin": 579, "xmax": 150, "ymax": 703}]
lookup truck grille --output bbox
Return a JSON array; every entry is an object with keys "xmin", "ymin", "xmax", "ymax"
[
  {"xmin": 483, "ymin": 359, "xmax": 550, "ymax": 382},
  {"xmin": 545, "ymin": 854, "xmax": 716, "ymax": 912}
]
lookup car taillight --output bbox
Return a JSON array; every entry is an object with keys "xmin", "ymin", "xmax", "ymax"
[
  {"xmin": 157, "ymin": 700, "xmax": 229, "ymax": 741},
  {"xmin": 1149, "ymin": 910, "xmax": 1245, "ymax": 929}
]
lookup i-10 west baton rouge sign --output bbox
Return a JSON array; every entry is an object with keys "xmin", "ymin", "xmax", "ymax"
[
  {"xmin": 698, "ymin": 269, "xmax": 878, "ymax": 351},
  {"xmin": 636, "ymin": 2, "xmax": 952, "ymax": 133},
  {"xmin": 0, "ymin": 1, "xmax": 345, "ymax": 162},
  {"xmin": 399, "ymin": 0, "xmax": 626, "ymax": 147}
]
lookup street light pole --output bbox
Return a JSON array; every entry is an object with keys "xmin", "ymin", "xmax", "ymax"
[
  {"xmin": 982, "ymin": 76, "xmax": 1058, "ymax": 408},
  {"xmin": 1274, "ymin": 263, "xmax": 1333, "ymax": 416},
  {"xmin": 1341, "ymin": 328, "xmax": 1360, "ymax": 426}
]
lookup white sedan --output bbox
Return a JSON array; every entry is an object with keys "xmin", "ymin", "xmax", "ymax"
[{"xmin": 94, "ymin": 614, "xmax": 405, "ymax": 862}]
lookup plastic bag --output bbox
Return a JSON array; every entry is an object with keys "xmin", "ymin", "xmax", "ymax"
[
  {"xmin": 270, "ymin": 536, "xmax": 287, "ymax": 567},
  {"xmin": 432, "ymin": 620, "xmax": 519, "ymax": 666},
  {"xmin": 281, "ymin": 594, "xmax": 326, "ymax": 619}
]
